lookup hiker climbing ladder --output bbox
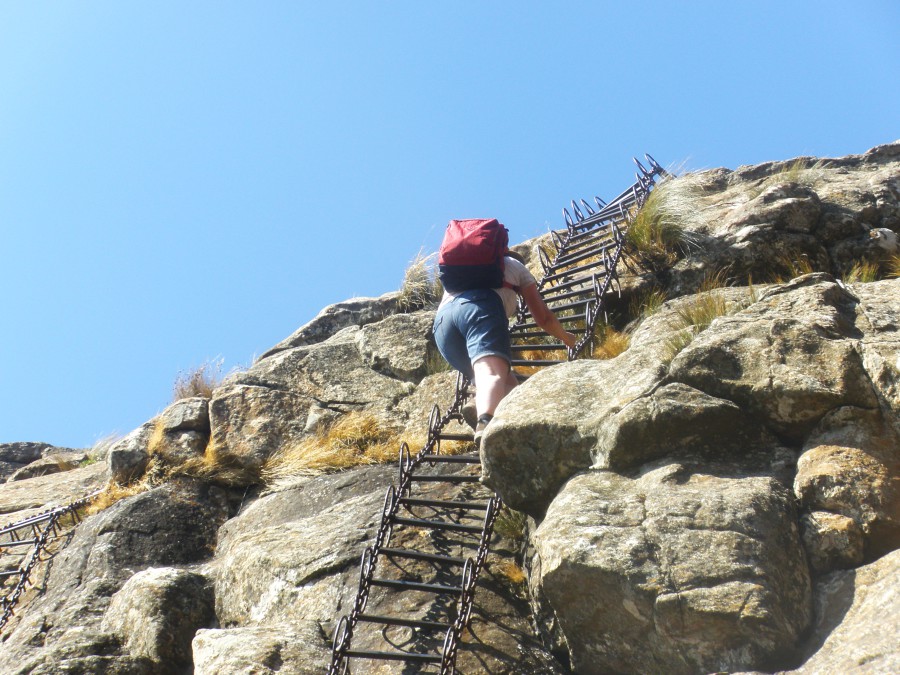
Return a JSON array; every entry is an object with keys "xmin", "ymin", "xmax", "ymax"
[{"xmin": 328, "ymin": 155, "xmax": 667, "ymax": 674}]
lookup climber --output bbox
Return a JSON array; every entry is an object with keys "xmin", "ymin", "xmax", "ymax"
[{"xmin": 432, "ymin": 219, "xmax": 577, "ymax": 445}]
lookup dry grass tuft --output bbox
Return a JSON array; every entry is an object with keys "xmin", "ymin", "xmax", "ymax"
[
  {"xmin": 588, "ymin": 324, "xmax": 630, "ymax": 360},
  {"xmin": 261, "ymin": 412, "xmax": 402, "ymax": 486},
  {"xmin": 843, "ymin": 260, "xmax": 881, "ymax": 284},
  {"xmin": 763, "ymin": 158, "xmax": 829, "ymax": 190},
  {"xmin": 768, "ymin": 251, "xmax": 820, "ymax": 283},
  {"xmin": 87, "ymin": 477, "xmax": 153, "ymax": 515},
  {"xmin": 88, "ymin": 433, "xmax": 121, "ymax": 462},
  {"xmin": 888, "ymin": 254, "xmax": 900, "ymax": 279},
  {"xmin": 493, "ymin": 560, "xmax": 527, "ymax": 585},
  {"xmin": 663, "ymin": 272, "xmax": 731, "ymax": 361},
  {"xmin": 625, "ymin": 178, "xmax": 697, "ymax": 270},
  {"xmin": 629, "ymin": 286, "xmax": 667, "ymax": 321},
  {"xmin": 398, "ymin": 249, "xmax": 443, "ymax": 311},
  {"xmin": 175, "ymin": 437, "xmax": 262, "ymax": 487},
  {"xmin": 173, "ymin": 359, "xmax": 223, "ymax": 401}
]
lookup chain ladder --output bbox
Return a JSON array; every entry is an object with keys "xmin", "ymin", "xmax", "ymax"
[
  {"xmin": 329, "ymin": 154, "xmax": 666, "ymax": 672},
  {"xmin": 0, "ymin": 491, "xmax": 100, "ymax": 633}
]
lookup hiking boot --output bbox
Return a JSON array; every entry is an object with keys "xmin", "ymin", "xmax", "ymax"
[
  {"xmin": 461, "ymin": 400, "xmax": 477, "ymax": 430},
  {"xmin": 474, "ymin": 413, "xmax": 493, "ymax": 448}
]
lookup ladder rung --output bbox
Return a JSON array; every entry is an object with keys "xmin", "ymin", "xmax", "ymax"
[
  {"xmin": 512, "ymin": 315, "xmax": 586, "ymax": 331},
  {"xmin": 424, "ymin": 454, "xmax": 480, "ymax": 463},
  {"xmin": 356, "ymin": 613, "xmax": 450, "ymax": 631},
  {"xmin": 538, "ymin": 297, "xmax": 592, "ymax": 313},
  {"xmin": 434, "ymin": 433, "xmax": 475, "ymax": 443},
  {"xmin": 554, "ymin": 240, "xmax": 616, "ymax": 268},
  {"xmin": 344, "ymin": 649, "xmax": 442, "ymax": 663},
  {"xmin": 540, "ymin": 272, "xmax": 599, "ymax": 294},
  {"xmin": 380, "ymin": 547, "xmax": 466, "ymax": 566},
  {"xmin": 0, "ymin": 539, "xmax": 39, "ymax": 548},
  {"xmin": 392, "ymin": 517, "xmax": 484, "ymax": 534},
  {"xmin": 544, "ymin": 257, "xmax": 614, "ymax": 283},
  {"xmin": 370, "ymin": 578, "xmax": 463, "ymax": 595},
  {"xmin": 400, "ymin": 497, "xmax": 489, "ymax": 511},
  {"xmin": 409, "ymin": 474, "xmax": 480, "ymax": 483},
  {"xmin": 540, "ymin": 287, "xmax": 595, "ymax": 305},
  {"xmin": 560, "ymin": 225, "xmax": 611, "ymax": 248}
]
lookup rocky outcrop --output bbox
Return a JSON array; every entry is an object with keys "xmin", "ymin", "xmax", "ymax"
[
  {"xmin": 208, "ymin": 314, "xmax": 431, "ymax": 475},
  {"xmin": 0, "ymin": 462, "xmax": 106, "ymax": 519},
  {"xmin": 0, "ymin": 442, "xmax": 84, "ymax": 481},
  {"xmin": 101, "ymin": 567, "xmax": 215, "ymax": 672},
  {"xmin": 531, "ymin": 465, "xmax": 809, "ymax": 674},
  {"xmin": 788, "ymin": 549, "xmax": 900, "ymax": 674},
  {"xmin": 0, "ymin": 480, "xmax": 231, "ymax": 675},
  {"xmin": 645, "ymin": 142, "xmax": 900, "ymax": 296},
  {"xmin": 2, "ymin": 144, "xmax": 896, "ymax": 674},
  {"xmin": 6, "ymin": 451, "xmax": 88, "ymax": 482},
  {"xmin": 259, "ymin": 292, "xmax": 404, "ymax": 358}
]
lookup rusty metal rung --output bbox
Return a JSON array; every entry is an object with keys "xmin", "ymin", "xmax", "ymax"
[{"xmin": 370, "ymin": 577, "xmax": 463, "ymax": 595}]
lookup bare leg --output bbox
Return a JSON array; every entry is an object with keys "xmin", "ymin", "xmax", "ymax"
[{"xmin": 472, "ymin": 355, "xmax": 514, "ymax": 417}]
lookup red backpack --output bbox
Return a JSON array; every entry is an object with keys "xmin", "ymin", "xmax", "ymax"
[{"xmin": 437, "ymin": 218, "xmax": 509, "ymax": 292}]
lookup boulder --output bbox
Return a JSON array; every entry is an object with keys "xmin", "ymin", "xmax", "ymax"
[
  {"xmin": 789, "ymin": 549, "xmax": 900, "ymax": 674},
  {"xmin": 107, "ymin": 422, "xmax": 155, "ymax": 484},
  {"xmin": 354, "ymin": 310, "xmax": 434, "ymax": 382},
  {"xmin": 209, "ymin": 326, "xmax": 415, "ymax": 476},
  {"xmin": 853, "ymin": 279, "xmax": 900, "ymax": 428},
  {"xmin": 0, "ymin": 441, "xmax": 52, "ymax": 464},
  {"xmin": 192, "ymin": 623, "xmax": 329, "ymax": 675},
  {"xmin": 102, "ymin": 567, "xmax": 215, "ymax": 672},
  {"xmin": 7, "ymin": 451, "xmax": 88, "ymax": 482},
  {"xmin": 670, "ymin": 276, "xmax": 879, "ymax": 442},
  {"xmin": 531, "ymin": 464, "xmax": 810, "ymax": 674},
  {"xmin": 159, "ymin": 396, "xmax": 210, "ymax": 433},
  {"xmin": 800, "ymin": 511, "xmax": 865, "ymax": 575},
  {"xmin": 794, "ymin": 406, "xmax": 900, "ymax": 559},
  {"xmin": 212, "ymin": 483, "xmax": 384, "ymax": 627},
  {"xmin": 208, "ymin": 384, "xmax": 311, "ymax": 475},
  {"xmin": 0, "ymin": 442, "xmax": 54, "ymax": 481},
  {"xmin": 480, "ymin": 357, "xmax": 663, "ymax": 518},
  {"xmin": 0, "ymin": 479, "xmax": 231, "ymax": 674},
  {"xmin": 594, "ymin": 382, "xmax": 784, "ymax": 470},
  {"xmin": 0, "ymin": 462, "xmax": 106, "ymax": 519},
  {"xmin": 259, "ymin": 292, "xmax": 403, "ymax": 358}
]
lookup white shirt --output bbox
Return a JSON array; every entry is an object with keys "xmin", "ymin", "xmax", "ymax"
[{"xmin": 438, "ymin": 257, "xmax": 537, "ymax": 318}]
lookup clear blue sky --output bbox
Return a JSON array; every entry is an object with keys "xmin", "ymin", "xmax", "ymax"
[{"xmin": 2, "ymin": 2, "xmax": 898, "ymax": 448}]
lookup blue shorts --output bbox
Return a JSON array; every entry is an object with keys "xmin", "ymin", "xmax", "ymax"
[{"xmin": 432, "ymin": 289, "xmax": 510, "ymax": 380}]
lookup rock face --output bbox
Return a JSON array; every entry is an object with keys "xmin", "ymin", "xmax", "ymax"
[
  {"xmin": 0, "ymin": 442, "xmax": 83, "ymax": 481},
  {"xmin": 532, "ymin": 466, "xmax": 809, "ymax": 674},
  {"xmin": 0, "ymin": 480, "xmax": 231, "ymax": 675},
  {"xmin": 1, "ymin": 143, "xmax": 897, "ymax": 674},
  {"xmin": 101, "ymin": 567, "xmax": 215, "ymax": 671},
  {"xmin": 208, "ymin": 313, "xmax": 431, "ymax": 475},
  {"xmin": 789, "ymin": 549, "xmax": 900, "ymax": 674},
  {"xmin": 483, "ymin": 274, "xmax": 899, "ymax": 672}
]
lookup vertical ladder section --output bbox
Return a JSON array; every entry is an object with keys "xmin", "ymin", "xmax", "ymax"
[{"xmin": 328, "ymin": 154, "xmax": 666, "ymax": 673}]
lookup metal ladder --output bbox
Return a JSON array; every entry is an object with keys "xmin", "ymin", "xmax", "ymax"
[
  {"xmin": 0, "ymin": 492, "xmax": 100, "ymax": 633},
  {"xmin": 329, "ymin": 155, "xmax": 668, "ymax": 673}
]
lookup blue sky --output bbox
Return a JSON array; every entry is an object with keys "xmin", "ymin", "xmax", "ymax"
[{"xmin": 2, "ymin": 2, "xmax": 898, "ymax": 448}]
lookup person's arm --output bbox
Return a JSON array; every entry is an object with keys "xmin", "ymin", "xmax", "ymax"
[{"xmin": 520, "ymin": 283, "xmax": 578, "ymax": 348}]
